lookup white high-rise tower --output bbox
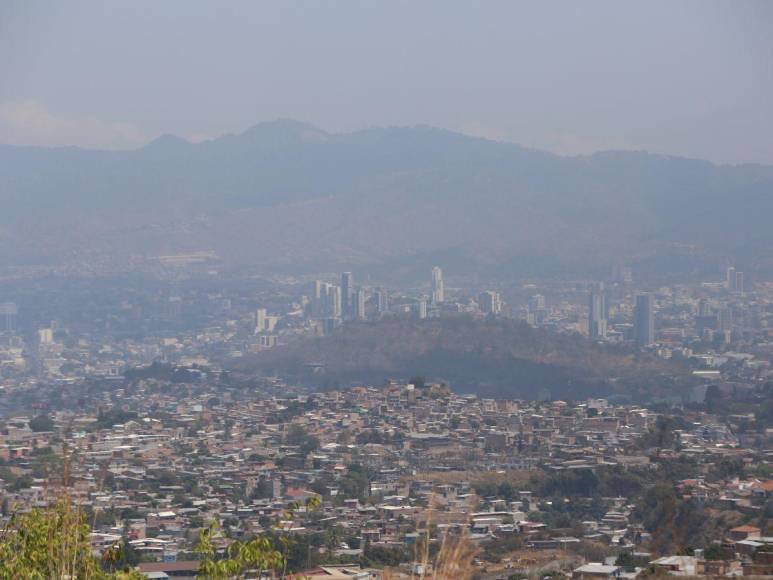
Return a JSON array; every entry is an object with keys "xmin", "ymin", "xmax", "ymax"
[
  {"xmin": 255, "ymin": 308, "xmax": 267, "ymax": 333},
  {"xmin": 431, "ymin": 266, "xmax": 444, "ymax": 304}
]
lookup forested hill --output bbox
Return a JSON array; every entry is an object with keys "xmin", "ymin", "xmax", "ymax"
[{"xmin": 231, "ymin": 317, "xmax": 696, "ymax": 401}]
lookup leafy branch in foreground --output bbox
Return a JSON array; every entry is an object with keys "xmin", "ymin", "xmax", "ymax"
[
  {"xmin": 196, "ymin": 522, "xmax": 284, "ymax": 579},
  {"xmin": 0, "ymin": 500, "xmax": 141, "ymax": 579}
]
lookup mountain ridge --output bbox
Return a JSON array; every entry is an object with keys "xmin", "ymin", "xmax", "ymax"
[
  {"xmin": 1, "ymin": 119, "xmax": 772, "ymax": 277},
  {"xmin": 7, "ymin": 118, "xmax": 771, "ymax": 169}
]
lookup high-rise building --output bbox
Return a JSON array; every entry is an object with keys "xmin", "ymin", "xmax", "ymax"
[
  {"xmin": 417, "ymin": 299, "xmax": 428, "ymax": 320},
  {"xmin": 479, "ymin": 291, "xmax": 502, "ymax": 315},
  {"xmin": 634, "ymin": 293, "xmax": 654, "ymax": 346},
  {"xmin": 527, "ymin": 294, "xmax": 547, "ymax": 326},
  {"xmin": 319, "ymin": 282, "xmax": 330, "ymax": 317},
  {"xmin": 0, "ymin": 302, "xmax": 17, "ymax": 333},
  {"xmin": 310, "ymin": 280, "xmax": 323, "ymax": 316},
  {"xmin": 431, "ymin": 266, "xmax": 444, "ymax": 304},
  {"xmin": 354, "ymin": 289, "xmax": 366, "ymax": 320},
  {"xmin": 331, "ymin": 285, "xmax": 342, "ymax": 318},
  {"xmin": 38, "ymin": 328, "xmax": 53, "ymax": 345},
  {"xmin": 528, "ymin": 294, "xmax": 545, "ymax": 311},
  {"xmin": 588, "ymin": 285, "xmax": 607, "ymax": 339},
  {"xmin": 726, "ymin": 267, "xmax": 736, "ymax": 292},
  {"xmin": 317, "ymin": 283, "xmax": 343, "ymax": 318},
  {"xmin": 341, "ymin": 272, "xmax": 353, "ymax": 317},
  {"xmin": 255, "ymin": 308, "xmax": 267, "ymax": 333},
  {"xmin": 375, "ymin": 289, "xmax": 389, "ymax": 314},
  {"xmin": 735, "ymin": 271, "xmax": 744, "ymax": 295}
]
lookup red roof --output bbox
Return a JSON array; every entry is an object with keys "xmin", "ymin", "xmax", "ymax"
[
  {"xmin": 285, "ymin": 487, "xmax": 318, "ymax": 498},
  {"xmin": 730, "ymin": 525, "xmax": 761, "ymax": 533}
]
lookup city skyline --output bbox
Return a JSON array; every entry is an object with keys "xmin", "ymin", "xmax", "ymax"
[{"xmin": 0, "ymin": 2, "xmax": 771, "ymax": 576}]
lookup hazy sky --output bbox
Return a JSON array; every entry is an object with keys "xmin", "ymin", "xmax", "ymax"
[{"xmin": 1, "ymin": 1, "xmax": 772, "ymax": 164}]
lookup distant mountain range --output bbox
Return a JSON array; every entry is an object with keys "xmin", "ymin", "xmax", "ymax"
[
  {"xmin": 231, "ymin": 317, "xmax": 695, "ymax": 401},
  {"xmin": 1, "ymin": 119, "xmax": 772, "ymax": 278}
]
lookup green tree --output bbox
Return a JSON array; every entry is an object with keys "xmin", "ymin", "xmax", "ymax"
[
  {"xmin": 196, "ymin": 523, "xmax": 284, "ymax": 579},
  {"xmin": 0, "ymin": 501, "xmax": 142, "ymax": 579},
  {"xmin": 704, "ymin": 543, "xmax": 724, "ymax": 560},
  {"xmin": 339, "ymin": 463, "xmax": 373, "ymax": 500},
  {"xmin": 708, "ymin": 457, "xmax": 745, "ymax": 482},
  {"xmin": 639, "ymin": 483, "xmax": 679, "ymax": 553},
  {"xmin": 28, "ymin": 415, "xmax": 54, "ymax": 432},
  {"xmin": 704, "ymin": 385, "xmax": 723, "ymax": 414},
  {"xmin": 285, "ymin": 424, "xmax": 320, "ymax": 455}
]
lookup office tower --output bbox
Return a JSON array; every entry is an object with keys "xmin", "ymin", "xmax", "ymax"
[
  {"xmin": 341, "ymin": 272, "xmax": 353, "ymax": 317},
  {"xmin": 698, "ymin": 298, "xmax": 711, "ymax": 317},
  {"xmin": 326, "ymin": 283, "xmax": 335, "ymax": 316},
  {"xmin": 726, "ymin": 267, "xmax": 736, "ymax": 292},
  {"xmin": 735, "ymin": 271, "xmax": 744, "ymax": 295},
  {"xmin": 528, "ymin": 294, "xmax": 545, "ymax": 311},
  {"xmin": 331, "ymin": 285, "xmax": 342, "ymax": 318},
  {"xmin": 493, "ymin": 292, "xmax": 502, "ymax": 315},
  {"xmin": 38, "ymin": 328, "xmax": 53, "ymax": 345},
  {"xmin": 0, "ymin": 302, "xmax": 17, "ymax": 333},
  {"xmin": 375, "ymin": 289, "xmax": 389, "ymax": 314},
  {"xmin": 479, "ymin": 291, "xmax": 502, "ymax": 315},
  {"xmin": 417, "ymin": 299, "xmax": 428, "ymax": 320},
  {"xmin": 431, "ymin": 266, "xmax": 444, "ymax": 304},
  {"xmin": 354, "ymin": 289, "xmax": 366, "ymax": 320},
  {"xmin": 317, "ymin": 283, "xmax": 329, "ymax": 316},
  {"xmin": 527, "ymin": 294, "xmax": 547, "ymax": 326},
  {"xmin": 317, "ymin": 283, "xmax": 342, "ymax": 318},
  {"xmin": 310, "ymin": 280, "xmax": 323, "ymax": 316},
  {"xmin": 318, "ymin": 283, "xmax": 330, "ymax": 317},
  {"xmin": 634, "ymin": 293, "xmax": 654, "ymax": 346},
  {"xmin": 255, "ymin": 308, "xmax": 267, "ymax": 333},
  {"xmin": 312, "ymin": 280, "xmax": 322, "ymax": 302},
  {"xmin": 588, "ymin": 288, "xmax": 607, "ymax": 339}
]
